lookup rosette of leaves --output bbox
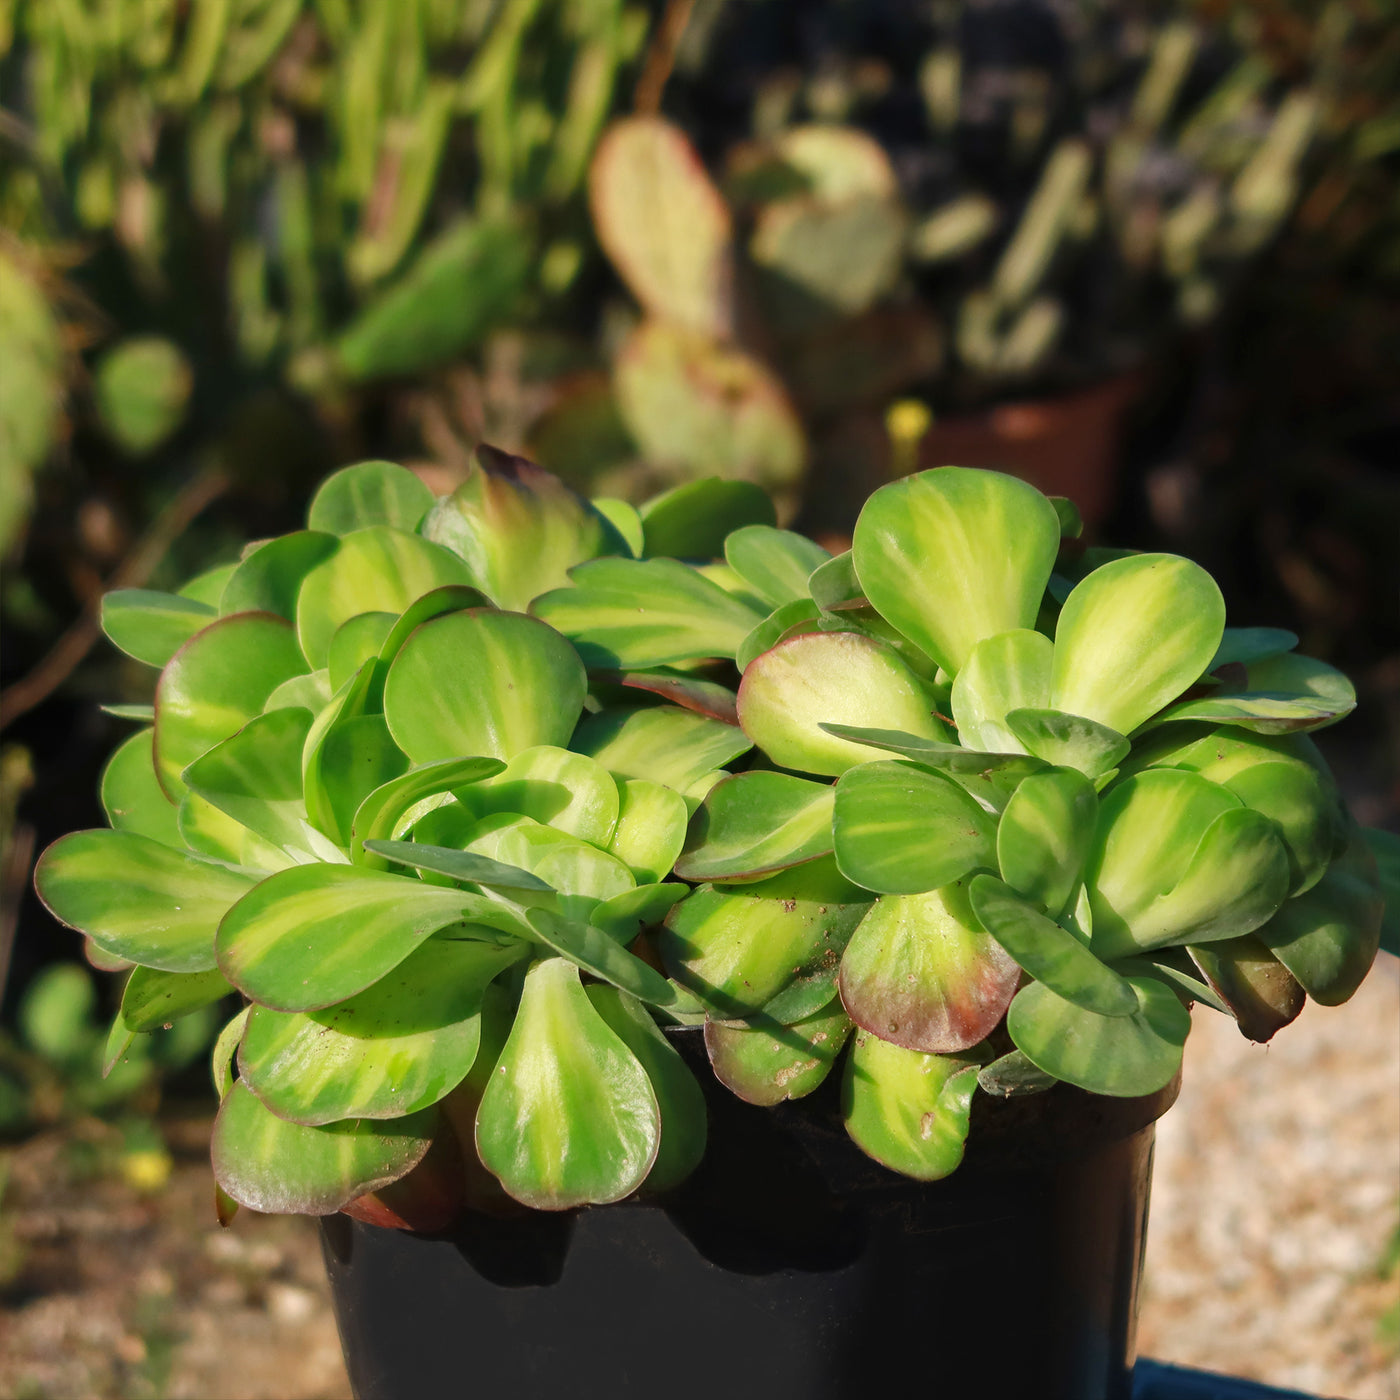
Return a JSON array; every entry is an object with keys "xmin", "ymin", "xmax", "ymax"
[
  {"xmin": 598, "ymin": 465, "xmax": 1387, "ymax": 1184},
  {"xmin": 33, "ymin": 453, "xmax": 782, "ymax": 1220},
  {"xmin": 30, "ymin": 454, "xmax": 1395, "ymax": 1209}
]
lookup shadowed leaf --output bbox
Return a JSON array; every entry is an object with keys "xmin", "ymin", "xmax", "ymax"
[
  {"xmin": 1007, "ymin": 974, "xmax": 1190, "ymax": 1097},
  {"xmin": 842, "ymin": 1033, "xmax": 982, "ymax": 1180},
  {"xmin": 239, "ymin": 939, "xmax": 523, "ymax": 1124},
  {"xmin": 587, "ymin": 985, "xmax": 707, "ymax": 1192},
  {"xmin": 212, "ymin": 1082, "xmax": 435, "ymax": 1215},
  {"xmin": 659, "ymin": 859, "xmax": 869, "ymax": 1019},
  {"xmin": 676, "ymin": 771, "xmax": 834, "ymax": 882},
  {"xmin": 969, "ymin": 875, "xmax": 1136, "ymax": 1017},
  {"xmin": 704, "ymin": 998, "xmax": 852, "ymax": 1106}
]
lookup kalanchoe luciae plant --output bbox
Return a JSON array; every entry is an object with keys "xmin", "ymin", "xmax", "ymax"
[{"xmin": 36, "ymin": 455, "xmax": 1395, "ymax": 1221}]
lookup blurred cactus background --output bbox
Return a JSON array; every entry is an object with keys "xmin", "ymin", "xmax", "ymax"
[{"xmin": 2, "ymin": 0, "xmax": 1398, "ymax": 1114}]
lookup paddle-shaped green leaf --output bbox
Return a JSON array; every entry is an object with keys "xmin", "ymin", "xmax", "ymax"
[
  {"xmin": 723, "ymin": 526, "xmax": 831, "ymax": 609},
  {"xmin": 1085, "ymin": 770, "xmax": 1240, "ymax": 951},
  {"xmin": 676, "ymin": 771, "xmax": 834, "ymax": 882},
  {"xmin": 704, "ymin": 997, "xmax": 852, "ymax": 1106},
  {"xmin": 735, "ymin": 598, "xmax": 822, "ymax": 673},
  {"xmin": 1004, "ymin": 709, "xmax": 1130, "ymax": 782},
  {"xmin": 363, "ymin": 839, "xmax": 553, "ymax": 892},
  {"xmin": 833, "ymin": 761, "xmax": 996, "ymax": 895},
  {"xmin": 183, "ymin": 708, "xmax": 317, "ymax": 855},
  {"xmin": 384, "ymin": 609, "xmax": 586, "ymax": 764},
  {"xmin": 837, "ymin": 883, "xmax": 1019, "ymax": 1053},
  {"xmin": 738, "ymin": 632, "xmax": 947, "ymax": 778},
  {"xmin": 455, "ymin": 745, "xmax": 619, "ymax": 846},
  {"xmin": 296, "ymin": 526, "xmax": 475, "ymax": 668},
  {"xmin": 1152, "ymin": 652, "xmax": 1357, "ymax": 734},
  {"xmin": 525, "ymin": 908, "xmax": 676, "ymax": 1007},
  {"xmin": 1364, "ymin": 827, "xmax": 1399, "ymax": 958},
  {"xmin": 590, "ymin": 884, "xmax": 688, "ymax": 944},
  {"xmin": 36, "ymin": 830, "xmax": 257, "ymax": 973},
  {"xmin": 808, "ymin": 550, "xmax": 861, "ymax": 610},
  {"xmin": 533, "ymin": 557, "xmax": 763, "ymax": 668},
  {"xmin": 995, "ymin": 767, "xmax": 1096, "ymax": 915},
  {"xmin": 212, "ymin": 1081, "xmax": 435, "ymax": 1214},
  {"xmin": 309, "ymin": 714, "xmax": 409, "ymax": 848},
  {"xmin": 351, "ymin": 757, "xmax": 505, "ymax": 867},
  {"xmin": 852, "ymin": 467, "xmax": 1061, "ymax": 676},
  {"xmin": 659, "ymin": 860, "xmax": 870, "ymax": 1018},
  {"xmin": 977, "ymin": 1049, "xmax": 1059, "ymax": 1098},
  {"xmin": 1051, "ymin": 553, "xmax": 1225, "ymax": 735},
  {"xmin": 638, "ymin": 478, "xmax": 776, "ymax": 559},
  {"xmin": 819, "ymin": 724, "xmax": 1047, "ymax": 813},
  {"xmin": 373, "ymin": 585, "xmax": 493, "ymax": 676},
  {"xmin": 842, "ymin": 1032, "xmax": 982, "ymax": 1181},
  {"xmin": 421, "ymin": 448, "xmax": 625, "ymax": 611},
  {"xmin": 607, "ymin": 779, "xmax": 689, "ymax": 883},
  {"xmin": 475, "ymin": 957, "xmax": 660, "ymax": 1210},
  {"xmin": 1221, "ymin": 761, "xmax": 1341, "ymax": 896},
  {"xmin": 1209, "ymin": 627, "xmax": 1298, "ymax": 670},
  {"xmin": 220, "ymin": 531, "xmax": 339, "ymax": 620},
  {"xmin": 101, "ymin": 589, "xmax": 216, "ymax": 668},
  {"xmin": 306, "ymin": 461, "xmax": 436, "ymax": 535},
  {"xmin": 1185, "ymin": 936, "xmax": 1304, "ymax": 1042},
  {"xmin": 465, "ymin": 818, "xmax": 635, "ymax": 902},
  {"xmin": 586, "ymin": 986, "xmax": 707, "ymax": 1192},
  {"xmin": 180, "ymin": 564, "xmax": 237, "ymax": 607},
  {"xmin": 239, "ymin": 938, "xmax": 524, "ymax": 1124},
  {"xmin": 101, "ymin": 728, "xmax": 181, "ymax": 846},
  {"xmin": 155, "ymin": 613, "xmax": 309, "ymax": 797},
  {"xmin": 572, "ymin": 706, "xmax": 752, "ymax": 799},
  {"xmin": 102, "ymin": 704, "xmax": 157, "ymax": 722},
  {"xmin": 592, "ymin": 498, "xmax": 644, "ymax": 557},
  {"xmin": 969, "ymin": 875, "xmax": 1136, "ymax": 1017},
  {"xmin": 326, "ymin": 612, "xmax": 397, "ymax": 693},
  {"xmin": 1093, "ymin": 806, "xmax": 1291, "ymax": 959},
  {"xmin": 1006, "ymin": 974, "xmax": 1190, "ymax": 1097},
  {"xmin": 178, "ymin": 789, "xmax": 285, "ymax": 869},
  {"xmin": 264, "ymin": 670, "xmax": 331, "ymax": 714},
  {"xmin": 120, "ymin": 965, "xmax": 234, "ymax": 1032},
  {"xmin": 216, "ymin": 864, "xmax": 524, "ymax": 1012},
  {"xmin": 1255, "ymin": 829, "xmax": 1382, "ymax": 1005},
  {"xmin": 950, "ymin": 629, "xmax": 1052, "ymax": 752}
]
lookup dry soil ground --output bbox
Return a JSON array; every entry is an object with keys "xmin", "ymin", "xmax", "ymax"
[{"xmin": 1, "ymin": 958, "xmax": 1396, "ymax": 1400}]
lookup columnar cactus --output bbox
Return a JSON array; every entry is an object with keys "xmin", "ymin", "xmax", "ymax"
[{"xmin": 36, "ymin": 455, "xmax": 1391, "ymax": 1216}]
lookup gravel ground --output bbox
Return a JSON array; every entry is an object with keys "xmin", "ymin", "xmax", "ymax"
[{"xmin": 1, "ymin": 958, "xmax": 1395, "ymax": 1400}]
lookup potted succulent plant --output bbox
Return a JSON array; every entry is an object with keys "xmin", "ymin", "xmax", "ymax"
[{"xmin": 34, "ymin": 454, "xmax": 1390, "ymax": 1400}]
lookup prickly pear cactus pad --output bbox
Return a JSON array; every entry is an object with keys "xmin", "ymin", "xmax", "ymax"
[{"xmin": 36, "ymin": 456, "xmax": 1395, "ymax": 1217}]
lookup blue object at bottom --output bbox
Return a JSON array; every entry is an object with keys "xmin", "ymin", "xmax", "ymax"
[{"xmin": 1135, "ymin": 1359, "xmax": 1318, "ymax": 1399}]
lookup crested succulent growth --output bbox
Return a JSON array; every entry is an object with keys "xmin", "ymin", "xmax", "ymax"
[{"xmin": 35, "ymin": 456, "xmax": 1392, "ymax": 1217}]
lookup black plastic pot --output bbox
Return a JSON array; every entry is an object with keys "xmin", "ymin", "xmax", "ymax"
[{"xmin": 321, "ymin": 1032, "xmax": 1178, "ymax": 1400}]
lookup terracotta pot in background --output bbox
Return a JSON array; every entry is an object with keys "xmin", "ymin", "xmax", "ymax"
[{"xmin": 919, "ymin": 373, "xmax": 1145, "ymax": 532}]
